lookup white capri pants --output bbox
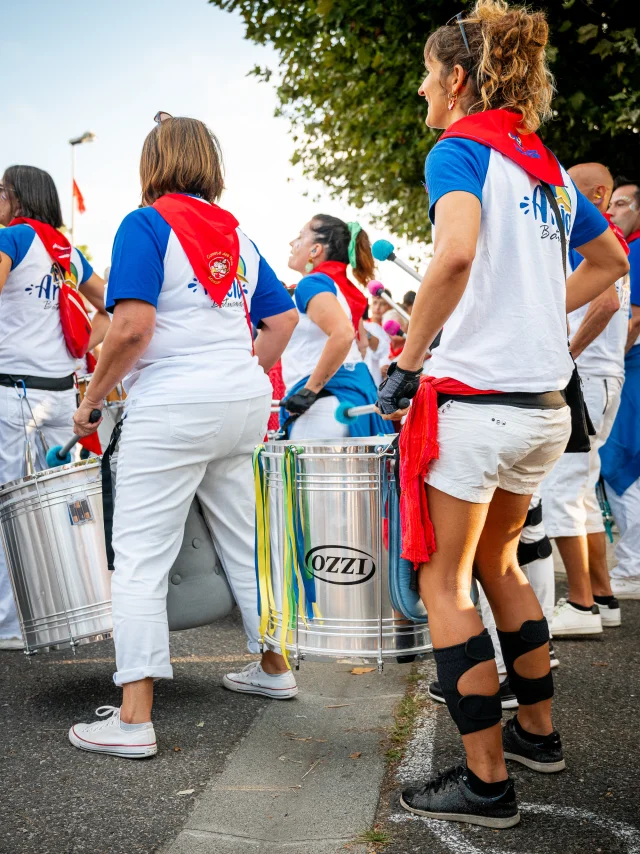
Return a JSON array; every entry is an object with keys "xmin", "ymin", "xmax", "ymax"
[
  {"xmin": 541, "ymin": 373, "xmax": 622, "ymax": 538},
  {"xmin": 478, "ymin": 493, "xmax": 555, "ymax": 677},
  {"xmin": 288, "ymin": 395, "xmax": 349, "ymax": 441},
  {"xmin": 605, "ymin": 477, "xmax": 640, "ymax": 580},
  {"xmin": 110, "ymin": 394, "xmax": 271, "ymax": 687},
  {"xmin": 0, "ymin": 384, "xmax": 78, "ymax": 640}
]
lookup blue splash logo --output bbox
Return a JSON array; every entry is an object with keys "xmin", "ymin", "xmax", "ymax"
[
  {"xmin": 24, "ymin": 263, "xmax": 63, "ymax": 303},
  {"xmin": 520, "ymin": 185, "xmax": 572, "ymax": 238}
]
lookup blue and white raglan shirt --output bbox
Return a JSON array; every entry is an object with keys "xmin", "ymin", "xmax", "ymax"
[
  {"xmin": 425, "ymin": 138, "xmax": 608, "ymax": 392},
  {"xmin": 280, "ymin": 271, "xmax": 362, "ymax": 391},
  {"xmin": 0, "ymin": 225, "xmax": 93, "ymax": 377},
  {"xmin": 105, "ymin": 202, "xmax": 294, "ymax": 405}
]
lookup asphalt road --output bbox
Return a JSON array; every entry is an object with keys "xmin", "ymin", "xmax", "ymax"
[
  {"xmin": 0, "ymin": 611, "xmax": 267, "ymax": 854},
  {"xmin": 375, "ymin": 583, "xmax": 640, "ymax": 854}
]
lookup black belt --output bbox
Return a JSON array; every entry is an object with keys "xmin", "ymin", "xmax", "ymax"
[
  {"xmin": 437, "ymin": 390, "xmax": 567, "ymax": 410},
  {"xmin": 0, "ymin": 373, "xmax": 75, "ymax": 391},
  {"xmin": 518, "ymin": 535, "xmax": 553, "ymax": 567}
]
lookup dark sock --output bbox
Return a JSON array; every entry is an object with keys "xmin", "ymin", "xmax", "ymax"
[
  {"xmin": 594, "ymin": 595, "xmax": 615, "ymax": 606},
  {"xmin": 464, "ymin": 766, "xmax": 509, "ymax": 797},
  {"xmin": 568, "ymin": 600, "xmax": 594, "ymax": 612},
  {"xmin": 515, "ymin": 716, "xmax": 558, "ymax": 745}
]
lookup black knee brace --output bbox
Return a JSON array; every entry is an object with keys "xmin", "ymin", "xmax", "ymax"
[
  {"xmin": 432, "ymin": 629, "xmax": 502, "ymax": 736},
  {"xmin": 497, "ymin": 617, "xmax": 553, "ymax": 706}
]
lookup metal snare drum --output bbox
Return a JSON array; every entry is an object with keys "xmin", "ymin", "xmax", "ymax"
[
  {"xmin": 260, "ymin": 437, "xmax": 431, "ymax": 667},
  {"xmin": 76, "ymin": 374, "xmax": 127, "ymax": 407},
  {"xmin": 0, "ymin": 460, "xmax": 112, "ymax": 652}
]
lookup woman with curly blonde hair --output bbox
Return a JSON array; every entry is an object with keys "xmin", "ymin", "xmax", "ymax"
[{"xmin": 378, "ymin": 0, "xmax": 628, "ymax": 827}]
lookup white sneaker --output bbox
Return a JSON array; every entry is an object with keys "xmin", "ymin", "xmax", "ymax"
[
  {"xmin": 69, "ymin": 706, "xmax": 157, "ymax": 759},
  {"xmin": 549, "ymin": 640, "xmax": 559, "ymax": 670},
  {"xmin": 223, "ymin": 661, "xmax": 298, "ymax": 699},
  {"xmin": 596, "ymin": 597, "xmax": 622, "ymax": 627},
  {"xmin": 610, "ymin": 576, "xmax": 640, "ymax": 600},
  {"xmin": 551, "ymin": 599, "xmax": 602, "ymax": 637},
  {"xmin": 0, "ymin": 637, "xmax": 24, "ymax": 650}
]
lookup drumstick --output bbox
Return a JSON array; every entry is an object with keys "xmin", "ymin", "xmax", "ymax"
[
  {"xmin": 45, "ymin": 409, "xmax": 102, "ymax": 468},
  {"xmin": 335, "ymin": 399, "xmax": 410, "ymax": 425},
  {"xmin": 367, "ymin": 280, "xmax": 411, "ymax": 323},
  {"xmin": 371, "ymin": 240, "xmax": 423, "ymax": 284}
]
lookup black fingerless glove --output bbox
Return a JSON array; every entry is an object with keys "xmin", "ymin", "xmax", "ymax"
[
  {"xmin": 377, "ymin": 362, "xmax": 422, "ymax": 415},
  {"xmin": 283, "ymin": 387, "xmax": 318, "ymax": 415}
]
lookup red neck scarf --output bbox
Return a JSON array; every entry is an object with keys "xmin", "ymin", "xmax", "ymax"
[
  {"xmin": 441, "ymin": 109, "xmax": 564, "ymax": 186},
  {"xmin": 153, "ymin": 194, "xmax": 240, "ymax": 306},
  {"xmin": 10, "ymin": 218, "xmax": 75, "ymax": 280},
  {"xmin": 627, "ymin": 229, "xmax": 640, "ymax": 245},
  {"xmin": 604, "ymin": 213, "xmax": 630, "ymax": 255},
  {"xmin": 313, "ymin": 260, "xmax": 368, "ymax": 334}
]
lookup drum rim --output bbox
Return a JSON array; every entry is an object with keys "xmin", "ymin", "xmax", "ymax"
[
  {"xmin": 264, "ymin": 436, "xmax": 394, "ymax": 452},
  {"xmin": 0, "ymin": 458, "xmax": 101, "ymax": 497}
]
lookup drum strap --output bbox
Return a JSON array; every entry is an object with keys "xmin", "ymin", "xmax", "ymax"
[{"xmin": 101, "ymin": 418, "xmax": 124, "ymax": 571}]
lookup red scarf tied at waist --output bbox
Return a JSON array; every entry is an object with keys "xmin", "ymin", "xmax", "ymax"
[
  {"xmin": 399, "ymin": 376, "xmax": 500, "ymax": 567},
  {"xmin": 312, "ymin": 260, "xmax": 367, "ymax": 335}
]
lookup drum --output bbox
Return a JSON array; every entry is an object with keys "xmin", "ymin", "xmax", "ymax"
[
  {"xmin": 76, "ymin": 374, "xmax": 127, "ymax": 449},
  {"xmin": 258, "ymin": 437, "xmax": 431, "ymax": 667},
  {"xmin": 76, "ymin": 374, "xmax": 127, "ymax": 407}
]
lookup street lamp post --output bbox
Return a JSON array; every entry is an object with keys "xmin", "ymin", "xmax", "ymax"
[{"xmin": 69, "ymin": 131, "xmax": 96, "ymax": 244}]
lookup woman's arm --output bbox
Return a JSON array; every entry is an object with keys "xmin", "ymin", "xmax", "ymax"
[
  {"xmin": 254, "ymin": 308, "xmax": 298, "ymax": 373},
  {"xmin": 304, "ymin": 292, "xmax": 355, "ymax": 393},
  {"xmin": 566, "ymin": 228, "xmax": 629, "ymax": 314},
  {"xmin": 397, "ymin": 192, "xmax": 481, "ymax": 371},
  {"xmin": 79, "ymin": 271, "xmax": 111, "ymax": 350},
  {"xmin": 0, "ymin": 253, "xmax": 11, "ymax": 292},
  {"xmin": 73, "ymin": 299, "xmax": 156, "ymax": 436}
]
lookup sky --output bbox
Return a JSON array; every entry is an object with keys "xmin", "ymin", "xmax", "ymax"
[{"xmin": 1, "ymin": 0, "xmax": 429, "ymax": 299}]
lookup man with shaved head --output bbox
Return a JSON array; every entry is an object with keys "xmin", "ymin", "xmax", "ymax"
[
  {"xmin": 600, "ymin": 177, "xmax": 640, "ymax": 600},
  {"xmin": 542, "ymin": 162, "xmax": 630, "ymax": 638}
]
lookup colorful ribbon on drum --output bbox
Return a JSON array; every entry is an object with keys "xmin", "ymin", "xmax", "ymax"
[{"xmin": 253, "ymin": 444, "xmax": 319, "ymax": 669}]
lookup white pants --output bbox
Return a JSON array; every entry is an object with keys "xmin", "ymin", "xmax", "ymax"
[
  {"xmin": 0, "ymin": 384, "xmax": 77, "ymax": 639},
  {"xmin": 541, "ymin": 374, "xmax": 622, "ymax": 537},
  {"xmin": 479, "ymin": 493, "xmax": 555, "ymax": 677},
  {"xmin": 111, "ymin": 395, "xmax": 271, "ymax": 687},
  {"xmin": 289, "ymin": 395, "xmax": 349, "ymax": 441},
  {"xmin": 606, "ymin": 477, "xmax": 640, "ymax": 579}
]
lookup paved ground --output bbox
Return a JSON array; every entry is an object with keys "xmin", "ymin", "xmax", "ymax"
[
  {"xmin": 374, "ymin": 582, "xmax": 640, "ymax": 854},
  {"xmin": 0, "ymin": 612, "xmax": 268, "ymax": 854}
]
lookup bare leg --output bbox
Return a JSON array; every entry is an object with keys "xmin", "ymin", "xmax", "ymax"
[
  {"xmin": 121, "ymin": 678, "xmax": 154, "ymax": 723},
  {"xmin": 417, "ymin": 486, "xmax": 507, "ymax": 783},
  {"xmin": 475, "ymin": 488, "xmax": 554, "ymax": 738},
  {"xmin": 554, "ymin": 534, "xmax": 594, "ymax": 607},
  {"xmin": 261, "ymin": 650, "xmax": 289, "ymax": 674},
  {"xmin": 588, "ymin": 532, "xmax": 613, "ymax": 597}
]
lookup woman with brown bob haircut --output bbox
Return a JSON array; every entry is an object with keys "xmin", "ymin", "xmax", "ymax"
[
  {"xmin": 377, "ymin": 0, "xmax": 628, "ymax": 827},
  {"xmin": 69, "ymin": 114, "xmax": 299, "ymax": 759}
]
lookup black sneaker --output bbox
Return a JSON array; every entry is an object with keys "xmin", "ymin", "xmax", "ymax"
[
  {"xmin": 428, "ymin": 679, "xmax": 518, "ymax": 710},
  {"xmin": 549, "ymin": 640, "xmax": 559, "ymax": 670},
  {"xmin": 502, "ymin": 716, "xmax": 565, "ymax": 773},
  {"xmin": 400, "ymin": 764, "xmax": 520, "ymax": 828}
]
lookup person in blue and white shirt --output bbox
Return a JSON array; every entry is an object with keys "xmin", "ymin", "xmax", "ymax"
[
  {"xmin": 0, "ymin": 165, "xmax": 108, "ymax": 650},
  {"xmin": 69, "ymin": 116, "xmax": 298, "ymax": 759}
]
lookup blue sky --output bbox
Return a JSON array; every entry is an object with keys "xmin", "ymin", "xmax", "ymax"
[{"xmin": 1, "ymin": 0, "xmax": 426, "ymax": 296}]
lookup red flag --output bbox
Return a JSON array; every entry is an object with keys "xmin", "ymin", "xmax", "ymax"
[
  {"xmin": 79, "ymin": 433, "xmax": 102, "ymax": 455},
  {"xmin": 73, "ymin": 180, "xmax": 86, "ymax": 214}
]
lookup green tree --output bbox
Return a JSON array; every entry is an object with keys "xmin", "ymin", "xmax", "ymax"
[{"xmin": 209, "ymin": 0, "xmax": 639, "ymax": 243}]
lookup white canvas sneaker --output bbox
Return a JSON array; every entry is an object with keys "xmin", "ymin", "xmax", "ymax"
[
  {"xmin": 610, "ymin": 576, "xmax": 640, "ymax": 600},
  {"xmin": 596, "ymin": 597, "xmax": 622, "ymax": 627},
  {"xmin": 551, "ymin": 599, "xmax": 602, "ymax": 637},
  {"xmin": 69, "ymin": 706, "xmax": 157, "ymax": 759},
  {"xmin": 223, "ymin": 661, "xmax": 298, "ymax": 699}
]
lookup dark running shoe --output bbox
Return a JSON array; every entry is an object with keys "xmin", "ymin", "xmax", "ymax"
[
  {"xmin": 428, "ymin": 679, "xmax": 518, "ymax": 710},
  {"xmin": 502, "ymin": 716, "xmax": 565, "ymax": 773},
  {"xmin": 400, "ymin": 764, "xmax": 520, "ymax": 828}
]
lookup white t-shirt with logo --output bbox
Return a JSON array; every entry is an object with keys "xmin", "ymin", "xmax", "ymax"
[
  {"xmin": 280, "ymin": 271, "xmax": 362, "ymax": 391},
  {"xmin": 568, "ymin": 246, "xmax": 629, "ymax": 379},
  {"xmin": 105, "ymin": 201, "xmax": 294, "ymax": 406},
  {"xmin": 424, "ymin": 139, "xmax": 608, "ymax": 392},
  {"xmin": 0, "ymin": 224, "xmax": 93, "ymax": 377}
]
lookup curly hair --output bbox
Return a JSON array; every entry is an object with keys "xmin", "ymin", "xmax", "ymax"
[{"xmin": 425, "ymin": 0, "xmax": 554, "ymax": 133}]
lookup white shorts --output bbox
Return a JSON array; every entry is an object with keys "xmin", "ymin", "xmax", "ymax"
[
  {"xmin": 541, "ymin": 373, "xmax": 622, "ymax": 538},
  {"xmin": 289, "ymin": 395, "xmax": 349, "ymax": 441},
  {"xmin": 426, "ymin": 400, "xmax": 571, "ymax": 504}
]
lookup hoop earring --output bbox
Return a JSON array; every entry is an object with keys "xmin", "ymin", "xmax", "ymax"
[{"xmin": 447, "ymin": 92, "xmax": 458, "ymax": 111}]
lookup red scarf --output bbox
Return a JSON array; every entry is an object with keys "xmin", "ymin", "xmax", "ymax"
[
  {"xmin": 10, "ymin": 218, "xmax": 75, "ymax": 279},
  {"xmin": 627, "ymin": 229, "xmax": 640, "ymax": 245},
  {"xmin": 153, "ymin": 194, "xmax": 240, "ymax": 307},
  {"xmin": 441, "ymin": 109, "xmax": 564, "ymax": 186},
  {"xmin": 603, "ymin": 213, "xmax": 630, "ymax": 255},
  {"xmin": 313, "ymin": 260, "xmax": 368, "ymax": 334},
  {"xmin": 399, "ymin": 376, "xmax": 500, "ymax": 566}
]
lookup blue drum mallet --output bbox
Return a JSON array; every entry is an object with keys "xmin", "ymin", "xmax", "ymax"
[
  {"xmin": 372, "ymin": 239, "xmax": 423, "ymax": 284},
  {"xmin": 45, "ymin": 409, "xmax": 102, "ymax": 468},
  {"xmin": 335, "ymin": 399, "xmax": 411, "ymax": 425}
]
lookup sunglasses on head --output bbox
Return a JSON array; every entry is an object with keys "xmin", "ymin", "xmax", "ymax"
[
  {"xmin": 446, "ymin": 12, "xmax": 471, "ymax": 56},
  {"xmin": 154, "ymin": 111, "xmax": 173, "ymax": 125}
]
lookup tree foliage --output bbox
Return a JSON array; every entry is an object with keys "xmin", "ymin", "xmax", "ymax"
[{"xmin": 210, "ymin": 0, "xmax": 639, "ymax": 243}]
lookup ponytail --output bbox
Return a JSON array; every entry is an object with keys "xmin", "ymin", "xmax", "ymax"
[{"xmin": 310, "ymin": 214, "xmax": 375, "ymax": 286}]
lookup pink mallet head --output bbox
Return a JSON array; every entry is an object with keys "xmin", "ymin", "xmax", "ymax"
[
  {"xmin": 367, "ymin": 280, "xmax": 384, "ymax": 297},
  {"xmin": 383, "ymin": 319, "xmax": 404, "ymax": 337}
]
